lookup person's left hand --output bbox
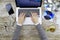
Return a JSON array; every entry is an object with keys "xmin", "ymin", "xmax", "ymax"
[
  {"xmin": 18, "ymin": 13, "xmax": 25, "ymax": 25},
  {"xmin": 31, "ymin": 12, "xmax": 38, "ymax": 24}
]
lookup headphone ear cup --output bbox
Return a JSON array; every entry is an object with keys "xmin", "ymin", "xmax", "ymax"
[
  {"xmin": 44, "ymin": 11, "xmax": 54, "ymax": 20},
  {"xmin": 44, "ymin": 15, "xmax": 51, "ymax": 20}
]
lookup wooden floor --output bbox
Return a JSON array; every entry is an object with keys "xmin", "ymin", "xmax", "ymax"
[{"xmin": 0, "ymin": 0, "xmax": 60, "ymax": 40}]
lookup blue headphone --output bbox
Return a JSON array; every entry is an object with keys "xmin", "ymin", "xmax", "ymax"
[{"xmin": 44, "ymin": 10, "xmax": 54, "ymax": 20}]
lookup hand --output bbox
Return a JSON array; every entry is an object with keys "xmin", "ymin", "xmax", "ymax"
[
  {"xmin": 18, "ymin": 13, "xmax": 25, "ymax": 25},
  {"xmin": 31, "ymin": 12, "xmax": 38, "ymax": 24}
]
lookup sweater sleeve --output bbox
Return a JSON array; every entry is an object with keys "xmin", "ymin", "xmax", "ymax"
[
  {"xmin": 12, "ymin": 25, "xmax": 22, "ymax": 40},
  {"xmin": 36, "ymin": 24, "xmax": 48, "ymax": 40}
]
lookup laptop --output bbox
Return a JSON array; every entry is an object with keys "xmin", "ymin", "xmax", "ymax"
[{"xmin": 16, "ymin": 7, "xmax": 42, "ymax": 25}]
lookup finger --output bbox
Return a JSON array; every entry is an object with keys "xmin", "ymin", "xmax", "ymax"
[
  {"xmin": 34, "ymin": 13, "xmax": 38, "ymax": 16},
  {"xmin": 32, "ymin": 12, "xmax": 37, "ymax": 16},
  {"xmin": 32, "ymin": 13, "xmax": 36, "ymax": 17},
  {"xmin": 19, "ymin": 13, "xmax": 23, "ymax": 17},
  {"xmin": 31, "ymin": 12, "xmax": 34, "ymax": 17},
  {"xmin": 23, "ymin": 13, "xmax": 25, "ymax": 16},
  {"xmin": 23, "ymin": 13, "xmax": 26, "ymax": 18},
  {"xmin": 21, "ymin": 13, "xmax": 25, "ymax": 18},
  {"xmin": 21, "ymin": 13, "xmax": 24, "ymax": 16}
]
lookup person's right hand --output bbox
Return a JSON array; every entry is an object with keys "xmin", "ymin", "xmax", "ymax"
[
  {"xmin": 31, "ymin": 12, "xmax": 39, "ymax": 24},
  {"xmin": 18, "ymin": 13, "xmax": 25, "ymax": 25}
]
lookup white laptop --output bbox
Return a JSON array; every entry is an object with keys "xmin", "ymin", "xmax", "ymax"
[{"xmin": 16, "ymin": 7, "xmax": 42, "ymax": 25}]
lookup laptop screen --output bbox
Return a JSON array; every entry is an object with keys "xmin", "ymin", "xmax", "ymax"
[{"xmin": 15, "ymin": 0, "xmax": 42, "ymax": 8}]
